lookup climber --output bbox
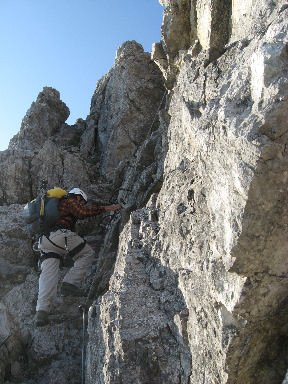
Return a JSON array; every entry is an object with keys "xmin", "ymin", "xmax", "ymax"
[{"xmin": 35, "ymin": 187, "xmax": 121, "ymax": 326}]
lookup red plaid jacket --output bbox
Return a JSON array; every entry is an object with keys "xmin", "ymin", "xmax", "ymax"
[{"xmin": 54, "ymin": 197, "xmax": 106, "ymax": 231}]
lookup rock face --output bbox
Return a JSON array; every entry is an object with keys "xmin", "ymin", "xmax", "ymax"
[
  {"xmin": 0, "ymin": 42, "xmax": 164, "ymax": 205},
  {"xmin": 87, "ymin": 1, "xmax": 288, "ymax": 384},
  {"xmin": 10, "ymin": 87, "xmax": 70, "ymax": 152},
  {"xmin": 86, "ymin": 40, "xmax": 165, "ymax": 181},
  {"xmin": 0, "ymin": 40, "xmax": 165, "ymax": 384},
  {"xmin": 1, "ymin": 1, "xmax": 288, "ymax": 384}
]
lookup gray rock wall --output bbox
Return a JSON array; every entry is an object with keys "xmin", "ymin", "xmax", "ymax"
[
  {"xmin": 87, "ymin": 1, "xmax": 288, "ymax": 384},
  {"xmin": 87, "ymin": 40, "xmax": 165, "ymax": 182},
  {"xmin": 0, "ymin": 1, "xmax": 288, "ymax": 383},
  {"xmin": 0, "ymin": 40, "xmax": 165, "ymax": 384}
]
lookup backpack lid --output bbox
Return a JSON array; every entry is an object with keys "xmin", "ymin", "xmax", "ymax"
[{"xmin": 46, "ymin": 188, "xmax": 67, "ymax": 199}]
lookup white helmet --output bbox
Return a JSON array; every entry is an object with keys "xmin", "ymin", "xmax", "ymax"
[{"xmin": 69, "ymin": 188, "xmax": 87, "ymax": 202}]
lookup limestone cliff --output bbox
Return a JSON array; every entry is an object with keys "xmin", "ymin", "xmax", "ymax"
[{"xmin": 1, "ymin": 1, "xmax": 288, "ymax": 384}]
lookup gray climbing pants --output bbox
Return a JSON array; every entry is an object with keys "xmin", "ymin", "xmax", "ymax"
[{"xmin": 36, "ymin": 229, "xmax": 94, "ymax": 313}]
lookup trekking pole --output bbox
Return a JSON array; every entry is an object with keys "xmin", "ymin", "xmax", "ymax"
[{"xmin": 79, "ymin": 304, "xmax": 87, "ymax": 384}]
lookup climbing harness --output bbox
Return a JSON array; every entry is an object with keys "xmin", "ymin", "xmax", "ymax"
[
  {"xmin": 43, "ymin": 231, "xmax": 87, "ymax": 258},
  {"xmin": 33, "ymin": 230, "xmax": 87, "ymax": 270}
]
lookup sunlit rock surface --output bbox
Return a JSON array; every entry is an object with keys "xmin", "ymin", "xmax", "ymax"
[{"xmin": 1, "ymin": 1, "xmax": 288, "ymax": 383}]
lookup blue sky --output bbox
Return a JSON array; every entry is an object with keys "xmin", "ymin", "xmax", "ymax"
[{"xmin": 0, "ymin": 0, "xmax": 164, "ymax": 151}]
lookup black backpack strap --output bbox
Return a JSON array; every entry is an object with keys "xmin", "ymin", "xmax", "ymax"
[
  {"xmin": 40, "ymin": 252, "xmax": 62, "ymax": 263},
  {"xmin": 69, "ymin": 240, "xmax": 87, "ymax": 258},
  {"xmin": 39, "ymin": 251, "xmax": 70, "ymax": 268}
]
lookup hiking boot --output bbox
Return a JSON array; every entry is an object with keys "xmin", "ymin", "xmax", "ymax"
[
  {"xmin": 61, "ymin": 282, "xmax": 85, "ymax": 297},
  {"xmin": 35, "ymin": 310, "xmax": 49, "ymax": 327}
]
